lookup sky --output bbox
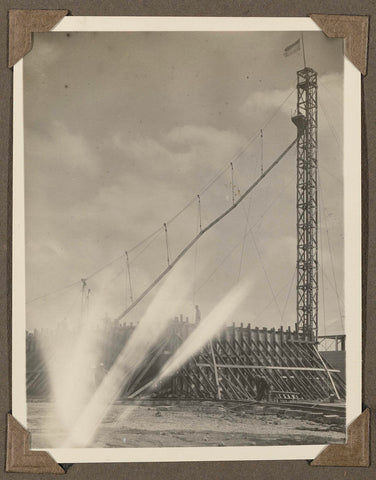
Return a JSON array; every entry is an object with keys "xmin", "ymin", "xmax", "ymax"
[{"xmin": 23, "ymin": 30, "xmax": 345, "ymax": 335}]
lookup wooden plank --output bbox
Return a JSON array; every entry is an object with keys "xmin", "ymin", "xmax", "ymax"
[
  {"xmin": 195, "ymin": 363, "xmax": 340, "ymax": 372},
  {"xmin": 241, "ymin": 337, "xmax": 288, "ymax": 392},
  {"xmin": 263, "ymin": 337, "xmax": 317, "ymax": 398},
  {"xmin": 209, "ymin": 340, "xmax": 222, "ymax": 400},
  {"xmin": 232, "ymin": 336, "xmax": 308, "ymax": 399},
  {"xmin": 313, "ymin": 345, "xmax": 341, "ymax": 399},
  {"xmin": 192, "ymin": 357, "xmax": 223, "ymax": 396},
  {"xmin": 212, "ymin": 342, "xmax": 255, "ymax": 399},
  {"xmin": 279, "ymin": 337, "xmax": 327, "ymax": 399}
]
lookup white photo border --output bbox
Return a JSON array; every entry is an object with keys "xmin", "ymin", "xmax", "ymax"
[{"xmin": 12, "ymin": 16, "xmax": 362, "ymax": 463}]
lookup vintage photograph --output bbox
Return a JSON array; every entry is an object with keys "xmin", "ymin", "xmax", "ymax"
[{"xmin": 16, "ymin": 21, "xmax": 356, "ymax": 459}]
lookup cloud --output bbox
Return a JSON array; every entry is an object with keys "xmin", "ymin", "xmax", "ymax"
[
  {"xmin": 113, "ymin": 124, "xmax": 247, "ymax": 179},
  {"xmin": 241, "ymin": 87, "xmax": 294, "ymax": 116},
  {"xmin": 24, "ymin": 32, "xmax": 345, "ymax": 334}
]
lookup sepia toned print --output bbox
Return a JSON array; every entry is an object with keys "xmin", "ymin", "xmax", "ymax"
[{"xmin": 12, "ymin": 18, "xmax": 362, "ymax": 463}]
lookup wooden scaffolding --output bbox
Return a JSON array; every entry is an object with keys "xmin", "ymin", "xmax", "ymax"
[
  {"xmin": 126, "ymin": 317, "xmax": 345, "ymax": 402},
  {"xmin": 26, "ymin": 317, "xmax": 345, "ymax": 403}
]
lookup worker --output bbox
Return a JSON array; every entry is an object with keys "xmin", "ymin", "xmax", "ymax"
[{"xmin": 254, "ymin": 375, "xmax": 270, "ymax": 401}]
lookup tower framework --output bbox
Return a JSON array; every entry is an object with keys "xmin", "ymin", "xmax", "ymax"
[{"xmin": 292, "ymin": 67, "xmax": 318, "ymax": 341}]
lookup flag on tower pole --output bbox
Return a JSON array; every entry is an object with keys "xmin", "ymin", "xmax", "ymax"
[{"xmin": 284, "ymin": 38, "xmax": 301, "ymax": 57}]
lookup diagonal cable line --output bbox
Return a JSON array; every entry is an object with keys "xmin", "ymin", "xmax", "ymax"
[
  {"xmin": 281, "ymin": 268, "xmax": 296, "ymax": 322},
  {"xmin": 194, "ymin": 160, "xmax": 296, "ymax": 296},
  {"xmin": 26, "ymin": 280, "xmax": 81, "ymax": 305},
  {"xmin": 249, "ymin": 229, "xmax": 283, "ymax": 319},
  {"xmin": 318, "ymin": 173, "xmax": 344, "ymax": 330},
  {"xmin": 113, "ymin": 139, "xmax": 297, "ymax": 322},
  {"xmin": 27, "ymin": 89, "xmax": 296, "ymax": 307}
]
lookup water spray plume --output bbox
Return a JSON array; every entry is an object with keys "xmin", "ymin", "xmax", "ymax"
[
  {"xmin": 40, "ymin": 298, "xmax": 102, "ymax": 433},
  {"xmin": 158, "ymin": 280, "xmax": 252, "ymax": 382},
  {"xmin": 64, "ymin": 261, "xmax": 192, "ymax": 447},
  {"xmin": 130, "ymin": 280, "xmax": 252, "ymax": 399}
]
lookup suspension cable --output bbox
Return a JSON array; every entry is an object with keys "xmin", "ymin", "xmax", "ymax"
[
  {"xmin": 112, "ymin": 138, "xmax": 297, "ymax": 323},
  {"xmin": 164, "ymin": 223, "xmax": 170, "ymax": 266},
  {"xmin": 318, "ymin": 194, "xmax": 327, "ymax": 337},
  {"xmin": 197, "ymin": 195, "xmax": 202, "ymax": 232},
  {"xmin": 26, "ymin": 280, "xmax": 81, "ymax": 305},
  {"xmin": 281, "ymin": 268, "xmax": 296, "ymax": 322},
  {"xmin": 192, "ymin": 163, "xmax": 295, "ymax": 296},
  {"xmin": 250, "ymin": 229, "xmax": 282, "ymax": 319},
  {"xmin": 28, "ymin": 89, "xmax": 296, "ymax": 307},
  {"xmin": 260, "ymin": 129, "xmax": 264, "ymax": 175},
  {"xmin": 230, "ymin": 162, "xmax": 235, "ymax": 205},
  {"xmin": 125, "ymin": 251, "xmax": 134, "ymax": 304},
  {"xmin": 318, "ymin": 173, "xmax": 344, "ymax": 330}
]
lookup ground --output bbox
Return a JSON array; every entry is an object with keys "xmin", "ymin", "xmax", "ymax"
[{"xmin": 27, "ymin": 401, "xmax": 345, "ymax": 449}]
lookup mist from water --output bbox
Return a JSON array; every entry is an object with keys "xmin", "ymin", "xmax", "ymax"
[
  {"xmin": 40, "ymin": 296, "xmax": 103, "ymax": 435},
  {"xmin": 64, "ymin": 261, "xmax": 193, "ymax": 447},
  {"xmin": 37, "ymin": 251, "xmax": 251, "ymax": 448},
  {"xmin": 67, "ymin": 280, "xmax": 250, "ymax": 447},
  {"xmin": 131, "ymin": 280, "xmax": 252, "ymax": 398},
  {"xmin": 157, "ymin": 280, "xmax": 251, "ymax": 382}
]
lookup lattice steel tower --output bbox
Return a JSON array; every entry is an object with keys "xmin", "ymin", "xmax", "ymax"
[{"xmin": 292, "ymin": 67, "xmax": 318, "ymax": 341}]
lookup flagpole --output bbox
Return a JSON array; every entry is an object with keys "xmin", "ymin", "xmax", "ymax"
[{"xmin": 301, "ymin": 33, "xmax": 307, "ymax": 68}]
